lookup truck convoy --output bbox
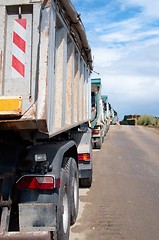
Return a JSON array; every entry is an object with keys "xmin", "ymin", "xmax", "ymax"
[
  {"xmin": 0, "ymin": 0, "xmax": 93, "ymax": 239},
  {"xmin": 91, "ymin": 78, "xmax": 118, "ymax": 149},
  {"xmin": 91, "ymin": 78, "xmax": 105, "ymax": 149},
  {"xmin": 109, "ymin": 106, "xmax": 118, "ymax": 125},
  {"xmin": 112, "ymin": 110, "xmax": 118, "ymax": 125}
]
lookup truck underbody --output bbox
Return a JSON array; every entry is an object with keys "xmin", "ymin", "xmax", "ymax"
[{"xmin": 0, "ymin": 125, "xmax": 92, "ymax": 239}]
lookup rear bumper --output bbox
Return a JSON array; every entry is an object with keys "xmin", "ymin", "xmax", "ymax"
[
  {"xmin": 92, "ymin": 137, "xmax": 100, "ymax": 143},
  {"xmin": 0, "ymin": 231, "xmax": 51, "ymax": 240}
]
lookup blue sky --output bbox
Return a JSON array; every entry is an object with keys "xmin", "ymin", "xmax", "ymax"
[{"xmin": 71, "ymin": 0, "xmax": 159, "ymax": 120}]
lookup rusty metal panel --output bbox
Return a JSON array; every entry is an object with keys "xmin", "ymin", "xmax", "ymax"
[
  {"xmin": 35, "ymin": 3, "xmax": 92, "ymax": 136},
  {"xmin": 4, "ymin": 7, "xmax": 33, "ymax": 114},
  {"xmin": 53, "ymin": 26, "xmax": 67, "ymax": 130},
  {"xmin": 0, "ymin": 1, "xmax": 92, "ymax": 135},
  {"xmin": 65, "ymin": 41, "xmax": 74, "ymax": 125},
  {"xmin": 0, "ymin": 6, "xmax": 5, "ymax": 95},
  {"xmin": 73, "ymin": 50, "xmax": 80, "ymax": 123},
  {"xmin": 0, "ymin": 231, "xmax": 51, "ymax": 240},
  {"xmin": 0, "ymin": 0, "xmax": 41, "ymax": 5},
  {"xmin": 47, "ymin": 6, "xmax": 56, "ymax": 133},
  {"xmin": 79, "ymin": 59, "xmax": 84, "ymax": 121},
  {"xmin": 36, "ymin": 4, "xmax": 50, "ymax": 122},
  {"xmin": 87, "ymin": 70, "xmax": 92, "ymax": 121},
  {"xmin": 45, "ymin": 9, "xmax": 91, "ymax": 136}
]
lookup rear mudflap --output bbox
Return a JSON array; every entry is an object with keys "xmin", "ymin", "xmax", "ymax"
[
  {"xmin": 0, "ymin": 203, "xmax": 57, "ymax": 240},
  {"xmin": 19, "ymin": 203, "xmax": 56, "ymax": 232}
]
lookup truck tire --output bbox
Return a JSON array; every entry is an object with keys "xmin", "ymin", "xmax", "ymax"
[
  {"xmin": 57, "ymin": 166, "xmax": 70, "ymax": 240},
  {"xmin": 95, "ymin": 135, "xmax": 102, "ymax": 149},
  {"xmin": 80, "ymin": 176, "xmax": 92, "ymax": 188},
  {"xmin": 104, "ymin": 129, "xmax": 107, "ymax": 136},
  {"xmin": 92, "ymin": 141, "xmax": 95, "ymax": 149},
  {"xmin": 64, "ymin": 157, "xmax": 79, "ymax": 226}
]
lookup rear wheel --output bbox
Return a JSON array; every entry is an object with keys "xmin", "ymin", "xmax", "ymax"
[
  {"xmin": 95, "ymin": 135, "xmax": 102, "ymax": 149},
  {"xmin": 104, "ymin": 129, "xmax": 107, "ymax": 136},
  {"xmin": 64, "ymin": 157, "xmax": 79, "ymax": 225},
  {"xmin": 57, "ymin": 166, "xmax": 70, "ymax": 240}
]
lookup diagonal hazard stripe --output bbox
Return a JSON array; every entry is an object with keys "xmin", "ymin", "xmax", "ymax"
[
  {"xmin": 13, "ymin": 32, "xmax": 26, "ymax": 53},
  {"xmin": 12, "ymin": 55, "xmax": 25, "ymax": 77},
  {"xmin": 12, "ymin": 43, "xmax": 25, "ymax": 65},
  {"xmin": 12, "ymin": 67, "xmax": 24, "ymax": 79},
  {"xmin": 15, "ymin": 19, "xmax": 26, "ymax": 29},
  {"xmin": 14, "ymin": 19, "xmax": 26, "ymax": 40},
  {"xmin": 12, "ymin": 18, "xmax": 27, "ymax": 78}
]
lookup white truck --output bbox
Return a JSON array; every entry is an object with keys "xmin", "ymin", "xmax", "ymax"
[
  {"xmin": 101, "ymin": 95, "xmax": 111, "ymax": 135},
  {"xmin": 0, "ymin": 0, "xmax": 93, "ymax": 239},
  {"xmin": 91, "ymin": 78, "xmax": 105, "ymax": 149}
]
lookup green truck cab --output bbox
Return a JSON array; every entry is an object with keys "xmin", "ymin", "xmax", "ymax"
[{"xmin": 91, "ymin": 78, "xmax": 105, "ymax": 149}]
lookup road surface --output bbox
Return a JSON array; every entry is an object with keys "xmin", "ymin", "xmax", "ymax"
[{"xmin": 70, "ymin": 125, "xmax": 159, "ymax": 240}]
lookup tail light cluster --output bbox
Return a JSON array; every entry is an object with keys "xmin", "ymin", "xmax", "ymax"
[
  {"xmin": 78, "ymin": 153, "xmax": 91, "ymax": 162},
  {"xmin": 92, "ymin": 129, "xmax": 100, "ymax": 134},
  {"xmin": 16, "ymin": 176, "xmax": 60, "ymax": 190}
]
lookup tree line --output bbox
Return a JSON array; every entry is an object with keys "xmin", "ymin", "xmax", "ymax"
[{"xmin": 120, "ymin": 115, "xmax": 159, "ymax": 126}]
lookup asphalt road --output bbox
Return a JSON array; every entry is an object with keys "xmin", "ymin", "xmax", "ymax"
[{"xmin": 70, "ymin": 125, "xmax": 159, "ymax": 240}]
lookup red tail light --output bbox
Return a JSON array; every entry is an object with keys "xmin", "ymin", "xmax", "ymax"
[
  {"xmin": 78, "ymin": 153, "xmax": 91, "ymax": 161},
  {"xmin": 92, "ymin": 129, "xmax": 100, "ymax": 134},
  {"xmin": 16, "ymin": 176, "xmax": 60, "ymax": 190}
]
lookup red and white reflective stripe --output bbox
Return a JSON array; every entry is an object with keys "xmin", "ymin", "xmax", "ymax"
[{"xmin": 12, "ymin": 19, "xmax": 26, "ymax": 78}]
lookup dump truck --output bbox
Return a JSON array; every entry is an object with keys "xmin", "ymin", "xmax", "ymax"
[
  {"xmin": 91, "ymin": 78, "xmax": 105, "ymax": 149},
  {"xmin": 109, "ymin": 106, "xmax": 118, "ymax": 125},
  {"xmin": 0, "ymin": 0, "xmax": 93, "ymax": 239},
  {"xmin": 101, "ymin": 95, "xmax": 111, "ymax": 136},
  {"xmin": 112, "ymin": 110, "xmax": 118, "ymax": 125}
]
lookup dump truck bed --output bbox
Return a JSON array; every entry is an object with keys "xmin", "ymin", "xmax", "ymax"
[{"xmin": 0, "ymin": 0, "xmax": 92, "ymax": 137}]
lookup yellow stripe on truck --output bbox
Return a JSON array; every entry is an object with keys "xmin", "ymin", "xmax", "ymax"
[{"xmin": 0, "ymin": 96, "xmax": 22, "ymax": 115}]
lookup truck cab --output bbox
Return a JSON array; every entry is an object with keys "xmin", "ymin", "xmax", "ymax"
[
  {"xmin": 101, "ymin": 95, "xmax": 111, "ymax": 135},
  {"xmin": 91, "ymin": 78, "xmax": 105, "ymax": 149}
]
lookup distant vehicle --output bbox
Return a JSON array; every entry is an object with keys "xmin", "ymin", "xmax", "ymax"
[
  {"xmin": 91, "ymin": 78, "xmax": 105, "ymax": 149},
  {"xmin": 101, "ymin": 95, "xmax": 111, "ymax": 135},
  {"xmin": 112, "ymin": 110, "xmax": 119, "ymax": 125}
]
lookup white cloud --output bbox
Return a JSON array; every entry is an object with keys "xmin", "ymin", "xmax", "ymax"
[
  {"xmin": 121, "ymin": 0, "xmax": 159, "ymax": 19},
  {"xmin": 98, "ymin": 73, "xmax": 159, "ymax": 118},
  {"xmin": 71, "ymin": 0, "xmax": 159, "ymax": 118},
  {"xmin": 100, "ymin": 28, "xmax": 159, "ymax": 44},
  {"xmin": 92, "ymin": 47, "xmax": 124, "ymax": 67},
  {"xmin": 92, "ymin": 40, "xmax": 159, "ymax": 119}
]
